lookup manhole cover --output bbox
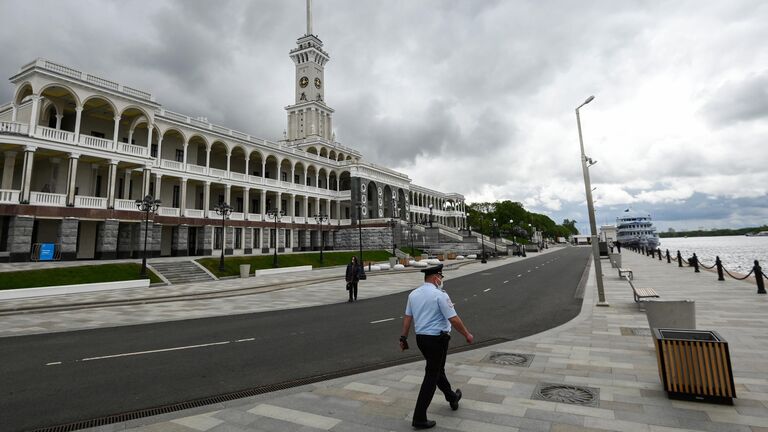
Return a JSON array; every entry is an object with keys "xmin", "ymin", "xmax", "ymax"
[
  {"xmin": 532, "ymin": 383, "xmax": 600, "ymax": 407},
  {"xmin": 485, "ymin": 352, "xmax": 534, "ymax": 367},
  {"xmin": 620, "ymin": 327, "xmax": 652, "ymax": 337}
]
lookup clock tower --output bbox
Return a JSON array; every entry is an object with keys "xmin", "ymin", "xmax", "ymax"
[{"xmin": 285, "ymin": 0, "xmax": 334, "ymax": 142}]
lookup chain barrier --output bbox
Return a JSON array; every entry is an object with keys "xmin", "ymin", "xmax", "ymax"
[
  {"xmin": 698, "ymin": 260, "xmax": 716, "ymax": 270},
  {"xmin": 722, "ymin": 267, "xmax": 754, "ymax": 280}
]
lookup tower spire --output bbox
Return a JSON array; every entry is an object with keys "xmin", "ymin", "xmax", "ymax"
[{"xmin": 306, "ymin": 0, "xmax": 312, "ymax": 35}]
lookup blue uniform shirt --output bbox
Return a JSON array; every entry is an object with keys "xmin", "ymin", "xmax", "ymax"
[{"xmin": 405, "ymin": 282, "xmax": 457, "ymax": 335}]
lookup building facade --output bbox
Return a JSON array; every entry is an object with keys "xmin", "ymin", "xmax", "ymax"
[{"xmin": 0, "ymin": 3, "xmax": 466, "ymax": 262}]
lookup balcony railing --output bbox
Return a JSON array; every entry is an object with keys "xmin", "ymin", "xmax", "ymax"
[
  {"xmin": 114, "ymin": 199, "xmax": 138, "ymax": 211},
  {"xmin": 30, "ymin": 192, "xmax": 66, "ymax": 206},
  {"xmin": 209, "ymin": 167, "xmax": 228, "ymax": 179},
  {"xmin": 158, "ymin": 207, "xmax": 179, "ymax": 217},
  {"xmin": 293, "ymin": 216, "xmax": 306, "ymax": 223},
  {"xmin": 0, "ymin": 189, "xmax": 19, "ymax": 203},
  {"xmin": 230, "ymin": 212, "xmax": 244, "ymax": 221},
  {"xmin": 187, "ymin": 164, "xmax": 207, "ymax": 175},
  {"xmin": 161, "ymin": 159, "xmax": 183, "ymax": 171},
  {"xmin": 248, "ymin": 213, "xmax": 262, "ymax": 222},
  {"xmin": 80, "ymin": 134, "xmax": 112, "ymax": 151},
  {"xmin": 75, "ymin": 195, "xmax": 107, "ymax": 209},
  {"xmin": 230, "ymin": 172, "xmax": 247, "ymax": 181},
  {"xmin": 0, "ymin": 121, "xmax": 28, "ymax": 135},
  {"xmin": 37, "ymin": 126, "xmax": 74, "ymax": 143},
  {"xmin": 248, "ymin": 175, "xmax": 264, "ymax": 184},
  {"xmin": 184, "ymin": 209, "xmax": 204, "ymax": 218},
  {"xmin": 118, "ymin": 143, "xmax": 147, "ymax": 157}
]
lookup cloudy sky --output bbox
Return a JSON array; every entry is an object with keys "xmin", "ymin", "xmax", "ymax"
[{"xmin": 1, "ymin": 0, "xmax": 766, "ymax": 233}]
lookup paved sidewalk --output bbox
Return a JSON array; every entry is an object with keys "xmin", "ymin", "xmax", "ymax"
[{"xmin": 88, "ymin": 250, "xmax": 768, "ymax": 432}]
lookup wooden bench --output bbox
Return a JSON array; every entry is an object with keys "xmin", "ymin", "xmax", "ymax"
[
  {"xmin": 625, "ymin": 276, "xmax": 659, "ymax": 303},
  {"xmin": 618, "ymin": 267, "xmax": 633, "ymax": 280}
]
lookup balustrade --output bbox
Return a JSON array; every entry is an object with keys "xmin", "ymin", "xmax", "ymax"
[
  {"xmin": 118, "ymin": 143, "xmax": 147, "ymax": 157},
  {"xmin": 114, "ymin": 199, "xmax": 139, "ymax": 211},
  {"xmin": 293, "ymin": 216, "xmax": 305, "ymax": 223},
  {"xmin": 184, "ymin": 209, "xmax": 205, "ymax": 218},
  {"xmin": 80, "ymin": 134, "xmax": 112, "ymax": 150},
  {"xmin": 0, "ymin": 189, "xmax": 19, "ymax": 203},
  {"xmin": 0, "ymin": 121, "xmax": 28, "ymax": 135},
  {"xmin": 187, "ymin": 164, "xmax": 207, "ymax": 175},
  {"xmin": 158, "ymin": 207, "xmax": 180, "ymax": 217},
  {"xmin": 161, "ymin": 159, "xmax": 183, "ymax": 171},
  {"xmin": 74, "ymin": 195, "xmax": 108, "ymax": 209},
  {"xmin": 30, "ymin": 192, "xmax": 66, "ymax": 206},
  {"xmin": 209, "ymin": 167, "xmax": 228, "ymax": 179},
  {"xmin": 230, "ymin": 172, "xmax": 246, "ymax": 181},
  {"xmin": 230, "ymin": 212, "xmax": 244, "ymax": 221},
  {"xmin": 248, "ymin": 214, "xmax": 263, "ymax": 222},
  {"xmin": 37, "ymin": 126, "xmax": 74, "ymax": 143}
]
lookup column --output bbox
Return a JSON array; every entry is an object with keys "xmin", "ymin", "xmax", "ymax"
[
  {"xmin": 224, "ymin": 184, "xmax": 231, "ymax": 206},
  {"xmin": 226, "ymin": 151, "xmax": 231, "ymax": 172},
  {"xmin": 336, "ymin": 200, "xmax": 341, "ymax": 221},
  {"xmin": 289, "ymin": 193, "xmax": 295, "ymax": 217},
  {"xmin": 73, "ymin": 106, "xmax": 83, "ymax": 143},
  {"xmin": 291, "ymin": 165, "xmax": 295, "ymax": 184},
  {"xmin": 28, "ymin": 95, "xmax": 40, "ymax": 137},
  {"xmin": 122, "ymin": 170, "xmax": 131, "ymax": 200},
  {"xmin": 146, "ymin": 125, "xmax": 154, "ymax": 154},
  {"xmin": 127, "ymin": 128, "xmax": 134, "ymax": 146},
  {"xmin": 303, "ymin": 195, "xmax": 309, "ymax": 217},
  {"xmin": 1, "ymin": 151, "xmax": 17, "ymax": 190},
  {"xmin": 142, "ymin": 167, "xmax": 151, "ymax": 198},
  {"xmin": 95, "ymin": 219, "xmax": 119, "ymax": 260},
  {"xmin": 156, "ymin": 133, "xmax": 164, "ymax": 164},
  {"xmin": 112, "ymin": 115, "xmax": 121, "ymax": 150},
  {"xmin": 326, "ymin": 198, "xmax": 331, "ymax": 217},
  {"xmin": 180, "ymin": 178, "xmax": 188, "ymax": 216},
  {"xmin": 205, "ymin": 148, "xmax": 211, "ymax": 169},
  {"xmin": 55, "ymin": 114, "xmax": 63, "ymax": 130},
  {"xmin": 19, "ymin": 146, "xmax": 37, "ymax": 204},
  {"xmin": 203, "ymin": 181, "xmax": 211, "ymax": 216},
  {"xmin": 90, "ymin": 164, "xmax": 99, "ymax": 196},
  {"xmin": 315, "ymin": 197, "xmax": 321, "ymax": 216},
  {"xmin": 154, "ymin": 173, "xmax": 162, "ymax": 202},
  {"xmin": 303, "ymin": 170, "xmax": 307, "ymax": 186},
  {"xmin": 59, "ymin": 217, "xmax": 79, "ymax": 261},
  {"xmin": 244, "ymin": 158, "xmax": 250, "ymax": 177},
  {"xmin": 276, "ymin": 192, "xmax": 282, "ymax": 214},
  {"xmin": 183, "ymin": 139, "xmax": 189, "ymax": 168},
  {"xmin": 261, "ymin": 160, "xmax": 266, "ymax": 178},
  {"xmin": 8, "ymin": 216, "xmax": 34, "ymax": 262},
  {"xmin": 260, "ymin": 189, "xmax": 267, "ymax": 214},
  {"xmin": 106, "ymin": 160, "xmax": 118, "ymax": 209},
  {"xmin": 11, "ymin": 103, "xmax": 17, "ymax": 122},
  {"xmin": 243, "ymin": 188, "xmax": 250, "ymax": 218}
]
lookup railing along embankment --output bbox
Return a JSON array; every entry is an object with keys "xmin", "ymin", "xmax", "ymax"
[{"xmin": 627, "ymin": 245, "xmax": 766, "ymax": 295}]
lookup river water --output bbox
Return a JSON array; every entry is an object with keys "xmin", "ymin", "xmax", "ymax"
[{"xmin": 658, "ymin": 235, "xmax": 768, "ymax": 274}]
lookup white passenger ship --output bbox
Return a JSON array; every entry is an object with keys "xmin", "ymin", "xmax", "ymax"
[{"xmin": 616, "ymin": 209, "xmax": 660, "ymax": 249}]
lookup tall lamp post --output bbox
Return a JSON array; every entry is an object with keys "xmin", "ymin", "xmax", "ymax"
[
  {"xmin": 478, "ymin": 208, "xmax": 487, "ymax": 263},
  {"xmin": 576, "ymin": 95, "xmax": 608, "ymax": 307},
  {"xmin": 266, "ymin": 208, "xmax": 284, "ymax": 268},
  {"xmin": 389, "ymin": 198, "xmax": 399, "ymax": 257},
  {"xmin": 428, "ymin": 203, "xmax": 433, "ymax": 227},
  {"xmin": 214, "ymin": 201, "xmax": 233, "ymax": 272},
  {"xmin": 135, "ymin": 195, "xmax": 161, "ymax": 277},
  {"xmin": 492, "ymin": 218, "xmax": 498, "ymax": 256},
  {"xmin": 355, "ymin": 202, "xmax": 364, "ymax": 264},
  {"xmin": 313, "ymin": 213, "xmax": 328, "ymax": 265},
  {"xmin": 407, "ymin": 216, "xmax": 417, "ymax": 257}
]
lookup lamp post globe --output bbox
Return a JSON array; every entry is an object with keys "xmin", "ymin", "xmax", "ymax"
[
  {"xmin": 135, "ymin": 195, "xmax": 161, "ymax": 277},
  {"xmin": 214, "ymin": 201, "xmax": 233, "ymax": 272}
]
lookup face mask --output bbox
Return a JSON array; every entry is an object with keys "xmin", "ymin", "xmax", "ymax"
[{"xmin": 436, "ymin": 275, "xmax": 445, "ymax": 289}]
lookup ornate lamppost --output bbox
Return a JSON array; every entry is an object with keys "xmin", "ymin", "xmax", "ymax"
[
  {"xmin": 388, "ymin": 198, "xmax": 400, "ymax": 257},
  {"xmin": 407, "ymin": 215, "xmax": 418, "ymax": 258},
  {"xmin": 355, "ymin": 202, "xmax": 364, "ymax": 264},
  {"xmin": 492, "ymin": 217, "xmax": 498, "ymax": 257},
  {"xmin": 214, "ymin": 201, "xmax": 232, "ymax": 272},
  {"xmin": 266, "ymin": 208, "xmax": 284, "ymax": 268},
  {"xmin": 428, "ymin": 203, "xmax": 433, "ymax": 227},
  {"xmin": 135, "ymin": 195, "xmax": 161, "ymax": 277},
  {"xmin": 478, "ymin": 206, "xmax": 487, "ymax": 263},
  {"xmin": 313, "ymin": 212, "xmax": 328, "ymax": 265}
]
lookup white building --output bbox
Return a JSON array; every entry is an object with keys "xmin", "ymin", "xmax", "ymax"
[{"xmin": 0, "ymin": 2, "xmax": 466, "ymax": 262}]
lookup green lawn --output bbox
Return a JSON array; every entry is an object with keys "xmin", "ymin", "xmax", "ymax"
[
  {"xmin": 197, "ymin": 250, "xmax": 395, "ymax": 278},
  {"xmin": 0, "ymin": 263, "xmax": 162, "ymax": 290}
]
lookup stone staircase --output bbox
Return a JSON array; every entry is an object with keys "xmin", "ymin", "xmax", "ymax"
[{"xmin": 149, "ymin": 260, "xmax": 216, "ymax": 285}]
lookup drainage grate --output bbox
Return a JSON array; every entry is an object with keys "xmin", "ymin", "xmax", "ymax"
[
  {"xmin": 620, "ymin": 327, "xmax": 652, "ymax": 337},
  {"xmin": 484, "ymin": 352, "xmax": 534, "ymax": 367},
  {"xmin": 532, "ymin": 382, "xmax": 600, "ymax": 407},
  {"xmin": 30, "ymin": 338, "xmax": 509, "ymax": 432}
]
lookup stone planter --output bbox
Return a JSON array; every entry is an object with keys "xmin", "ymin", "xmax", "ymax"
[{"xmin": 239, "ymin": 264, "xmax": 251, "ymax": 278}]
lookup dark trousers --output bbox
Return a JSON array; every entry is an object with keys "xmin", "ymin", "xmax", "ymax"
[
  {"xmin": 348, "ymin": 282, "xmax": 358, "ymax": 300},
  {"xmin": 414, "ymin": 333, "xmax": 457, "ymax": 422}
]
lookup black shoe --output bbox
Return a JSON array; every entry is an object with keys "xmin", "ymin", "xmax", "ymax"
[
  {"xmin": 450, "ymin": 389, "xmax": 462, "ymax": 410},
  {"xmin": 412, "ymin": 420, "xmax": 436, "ymax": 429},
  {"xmin": 348, "ymin": 299, "xmax": 353, "ymax": 302}
]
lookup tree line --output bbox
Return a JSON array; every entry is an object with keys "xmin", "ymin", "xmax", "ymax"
[
  {"xmin": 465, "ymin": 200, "xmax": 578, "ymax": 243},
  {"xmin": 659, "ymin": 225, "xmax": 768, "ymax": 238}
]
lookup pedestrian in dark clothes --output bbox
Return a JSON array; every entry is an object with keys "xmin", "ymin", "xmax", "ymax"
[
  {"xmin": 345, "ymin": 256, "xmax": 360, "ymax": 302},
  {"xmin": 615, "ymin": 240, "xmax": 622, "ymax": 253}
]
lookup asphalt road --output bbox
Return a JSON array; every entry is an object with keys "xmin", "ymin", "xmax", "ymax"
[{"xmin": 0, "ymin": 247, "xmax": 590, "ymax": 431}]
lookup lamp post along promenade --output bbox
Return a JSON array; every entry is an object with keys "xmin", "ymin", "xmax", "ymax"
[
  {"xmin": 576, "ymin": 95, "xmax": 608, "ymax": 306},
  {"xmin": 267, "ymin": 208, "xmax": 284, "ymax": 268},
  {"xmin": 214, "ymin": 202, "xmax": 233, "ymax": 272},
  {"xmin": 135, "ymin": 195, "xmax": 161, "ymax": 277},
  {"xmin": 313, "ymin": 213, "xmax": 328, "ymax": 265}
]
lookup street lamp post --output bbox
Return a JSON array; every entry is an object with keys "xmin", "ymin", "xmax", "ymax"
[
  {"xmin": 313, "ymin": 213, "xmax": 328, "ymax": 265},
  {"xmin": 407, "ymin": 216, "xmax": 417, "ymax": 257},
  {"xmin": 135, "ymin": 195, "xmax": 161, "ymax": 277},
  {"xmin": 576, "ymin": 95, "xmax": 608, "ymax": 307},
  {"xmin": 214, "ymin": 201, "xmax": 233, "ymax": 272},
  {"xmin": 266, "ymin": 208, "xmax": 284, "ymax": 268},
  {"xmin": 492, "ymin": 218, "xmax": 498, "ymax": 257},
  {"xmin": 479, "ymin": 209, "xmax": 487, "ymax": 263},
  {"xmin": 389, "ymin": 198, "xmax": 399, "ymax": 257},
  {"xmin": 355, "ymin": 202, "xmax": 363, "ymax": 264},
  {"xmin": 428, "ymin": 203, "xmax": 433, "ymax": 227}
]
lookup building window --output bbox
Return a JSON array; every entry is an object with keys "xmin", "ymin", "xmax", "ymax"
[
  {"xmin": 118, "ymin": 178, "xmax": 124, "ymax": 199},
  {"xmin": 281, "ymin": 172, "xmax": 287, "ymax": 181},
  {"xmin": 151, "ymin": 144, "xmax": 158, "ymax": 158},
  {"xmin": 214, "ymin": 227, "xmax": 222, "ymax": 250},
  {"xmin": 235, "ymin": 228, "xmax": 242, "ymax": 249},
  {"xmin": 175, "ymin": 149, "xmax": 184, "ymax": 163},
  {"xmin": 285, "ymin": 229, "xmax": 291, "ymax": 248},
  {"xmin": 172, "ymin": 185, "xmax": 180, "ymax": 208},
  {"xmin": 92, "ymin": 131, "xmax": 105, "ymax": 139},
  {"xmin": 253, "ymin": 228, "xmax": 260, "ymax": 249},
  {"xmin": 236, "ymin": 198, "xmax": 243, "ymax": 213}
]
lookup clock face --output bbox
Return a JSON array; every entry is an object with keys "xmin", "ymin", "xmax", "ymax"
[
  {"xmin": 314, "ymin": 77, "xmax": 322, "ymax": 89},
  {"xmin": 299, "ymin": 76, "xmax": 309, "ymax": 88}
]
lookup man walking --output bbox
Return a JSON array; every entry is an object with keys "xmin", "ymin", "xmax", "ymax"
[{"xmin": 399, "ymin": 264, "xmax": 474, "ymax": 429}]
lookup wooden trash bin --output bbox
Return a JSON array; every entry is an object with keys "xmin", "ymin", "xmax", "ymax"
[
  {"xmin": 436, "ymin": 254, "xmax": 445, "ymax": 261},
  {"xmin": 447, "ymin": 253, "xmax": 457, "ymax": 260},
  {"xmin": 653, "ymin": 328, "xmax": 736, "ymax": 404},
  {"xmin": 399, "ymin": 258, "xmax": 410, "ymax": 266}
]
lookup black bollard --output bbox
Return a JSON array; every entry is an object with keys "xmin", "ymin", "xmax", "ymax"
[
  {"xmin": 658, "ymin": 248, "xmax": 662, "ymax": 260},
  {"xmin": 715, "ymin": 256, "xmax": 724, "ymax": 281},
  {"xmin": 677, "ymin": 250, "xmax": 683, "ymax": 267},
  {"xmin": 692, "ymin": 253, "xmax": 700, "ymax": 273},
  {"xmin": 666, "ymin": 249, "xmax": 671, "ymax": 263},
  {"xmin": 755, "ymin": 260, "xmax": 766, "ymax": 294}
]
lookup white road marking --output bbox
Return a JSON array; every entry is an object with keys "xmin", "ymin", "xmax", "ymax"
[
  {"xmin": 370, "ymin": 318, "xmax": 395, "ymax": 324},
  {"xmin": 45, "ymin": 362, "xmax": 62, "ymax": 366},
  {"xmin": 483, "ymin": 288, "xmax": 491, "ymax": 292},
  {"xmin": 236, "ymin": 338, "xmax": 255, "ymax": 342},
  {"xmin": 517, "ymin": 274, "xmax": 522, "ymax": 277},
  {"xmin": 81, "ymin": 341, "xmax": 232, "ymax": 362},
  {"xmin": 503, "ymin": 280, "xmax": 509, "ymax": 284}
]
